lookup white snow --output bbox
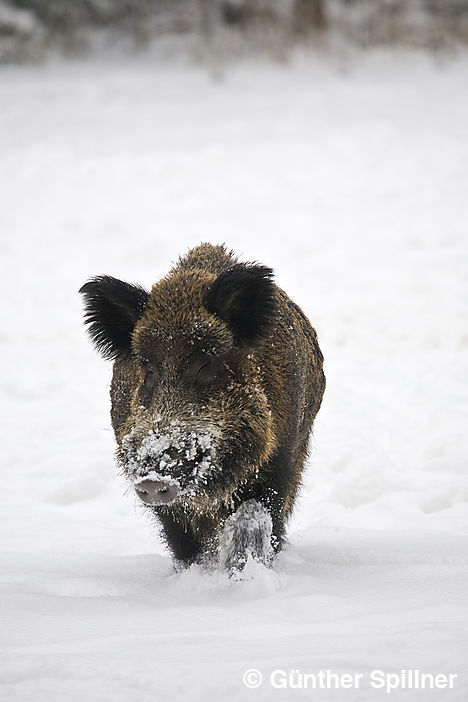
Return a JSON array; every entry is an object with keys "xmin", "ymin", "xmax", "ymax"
[
  {"xmin": 0, "ymin": 47, "xmax": 467, "ymax": 701},
  {"xmin": 122, "ymin": 425, "xmax": 218, "ymax": 493},
  {"xmin": 218, "ymin": 499, "xmax": 274, "ymax": 571}
]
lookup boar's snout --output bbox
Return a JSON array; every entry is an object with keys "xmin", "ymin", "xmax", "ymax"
[
  {"xmin": 121, "ymin": 424, "xmax": 220, "ymax": 504},
  {"xmin": 135, "ymin": 479, "xmax": 179, "ymax": 506}
]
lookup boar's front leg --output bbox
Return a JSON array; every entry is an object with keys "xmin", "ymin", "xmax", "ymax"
[
  {"xmin": 155, "ymin": 510, "xmax": 205, "ymax": 566},
  {"xmin": 218, "ymin": 441, "xmax": 305, "ymax": 571},
  {"xmin": 217, "ymin": 500, "xmax": 275, "ymax": 572}
]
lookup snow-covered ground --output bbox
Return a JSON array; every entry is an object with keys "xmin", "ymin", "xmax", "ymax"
[{"xmin": 1, "ymin": 48, "xmax": 467, "ymax": 701}]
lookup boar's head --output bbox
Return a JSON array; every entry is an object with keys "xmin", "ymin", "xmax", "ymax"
[{"xmin": 80, "ymin": 254, "xmax": 278, "ymax": 516}]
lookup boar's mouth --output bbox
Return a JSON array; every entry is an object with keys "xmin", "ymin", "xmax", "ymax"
[{"xmin": 121, "ymin": 425, "xmax": 220, "ymax": 505}]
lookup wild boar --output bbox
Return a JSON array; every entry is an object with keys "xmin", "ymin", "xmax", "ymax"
[{"xmin": 79, "ymin": 243, "xmax": 325, "ymax": 571}]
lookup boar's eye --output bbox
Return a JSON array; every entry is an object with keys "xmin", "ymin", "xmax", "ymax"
[
  {"xmin": 138, "ymin": 358, "xmax": 159, "ymax": 394},
  {"xmin": 196, "ymin": 359, "xmax": 215, "ymax": 385},
  {"xmin": 186, "ymin": 354, "xmax": 220, "ymax": 387}
]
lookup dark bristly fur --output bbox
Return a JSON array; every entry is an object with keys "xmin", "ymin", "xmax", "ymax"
[
  {"xmin": 79, "ymin": 276, "xmax": 149, "ymax": 360},
  {"xmin": 206, "ymin": 264, "xmax": 276, "ymax": 344},
  {"xmin": 79, "ymin": 243, "xmax": 325, "ymax": 569}
]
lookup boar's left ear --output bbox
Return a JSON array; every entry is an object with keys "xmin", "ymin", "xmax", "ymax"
[
  {"xmin": 206, "ymin": 264, "xmax": 276, "ymax": 344},
  {"xmin": 79, "ymin": 275, "xmax": 148, "ymax": 360}
]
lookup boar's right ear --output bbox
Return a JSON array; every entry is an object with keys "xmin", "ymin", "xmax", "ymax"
[
  {"xmin": 206, "ymin": 264, "xmax": 276, "ymax": 345},
  {"xmin": 79, "ymin": 276, "xmax": 148, "ymax": 360}
]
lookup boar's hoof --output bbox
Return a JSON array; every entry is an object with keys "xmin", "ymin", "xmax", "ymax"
[{"xmin": 135, "ymin": 480, "xmax": 179, "ymax": 506}]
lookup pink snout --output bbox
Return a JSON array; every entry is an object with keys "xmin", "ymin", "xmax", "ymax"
[{"xmin": 134, "ymin": 480, "xmax": 179, "ymax": 506}]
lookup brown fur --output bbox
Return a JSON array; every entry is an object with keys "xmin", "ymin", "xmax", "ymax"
[{"xmin": 81, "ymin": 243, "xmax": 325, "ymax": 568}]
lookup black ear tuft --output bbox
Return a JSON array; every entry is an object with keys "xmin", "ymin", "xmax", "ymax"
[
  {"xmin": 206, "ymin": 264, "xmax": 276, "ymax": 344},
  {"xmin": 79, "ymin": 276, "xmax": 148, "ymax": 360}
]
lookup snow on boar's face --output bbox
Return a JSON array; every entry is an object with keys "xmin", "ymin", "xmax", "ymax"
[{"xmin": 80, "ymin": 263, "xmax": 277, "ymax": 514}]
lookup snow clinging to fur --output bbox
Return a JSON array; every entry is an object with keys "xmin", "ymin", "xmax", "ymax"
[{"xmin": 122, "ymin": 424, "xmax": 219, "ymax": 496}]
